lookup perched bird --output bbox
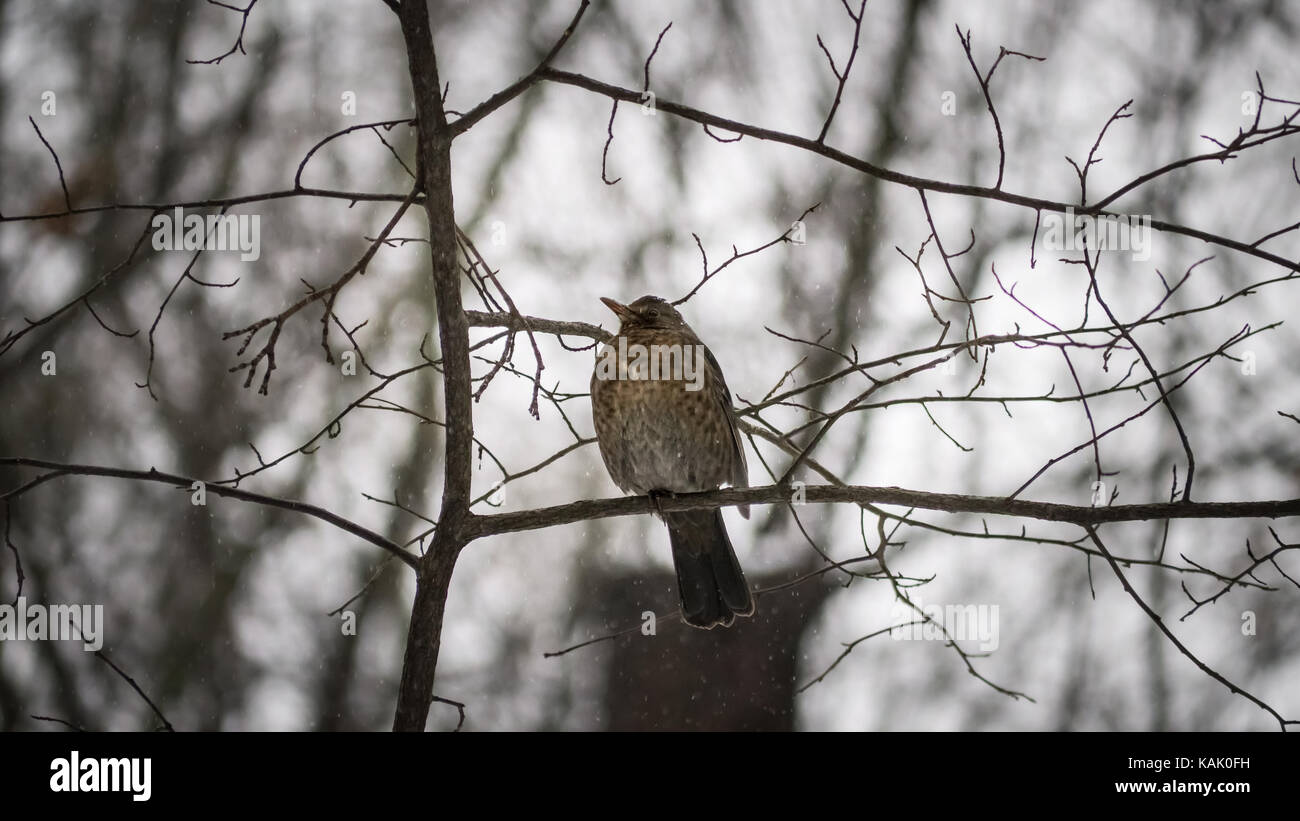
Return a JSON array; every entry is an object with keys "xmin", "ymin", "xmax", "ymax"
[{"xmin": 590, "ymin": 294, "xmax": 754, "ymax": 629}]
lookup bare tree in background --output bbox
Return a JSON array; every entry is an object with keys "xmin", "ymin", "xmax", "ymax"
[{"xmin": 1, "ymin": 0, "xmax": 1298, "ymax": 731}]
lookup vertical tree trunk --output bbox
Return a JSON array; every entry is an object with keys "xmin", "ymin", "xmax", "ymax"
[
  {"xmin": 391, "ymin": 0, "xmax": 476, "ymax": 732},
  {"xmin": 392, "ymin": 544, "xmax": 460, "ymax": 731}
]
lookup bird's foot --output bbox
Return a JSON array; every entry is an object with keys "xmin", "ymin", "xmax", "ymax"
[{"xmin": 647, "ymin": 489, "xmax": 676, "ymax": 520}]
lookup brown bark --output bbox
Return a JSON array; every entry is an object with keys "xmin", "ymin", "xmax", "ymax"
[{"xmin": 390, "ymin": 0, "xmax": 475, "ymax": 732}]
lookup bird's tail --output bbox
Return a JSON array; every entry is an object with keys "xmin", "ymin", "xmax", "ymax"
[{"xmin": 664, "ymin": 508, "xmax": 754, "ymax": 629}]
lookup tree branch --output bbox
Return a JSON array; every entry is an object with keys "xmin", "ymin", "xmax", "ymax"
[
  {"xmin": 468, "ymin": 482, "xmax": 1300, "ymax": 539},
  {"xmin": 0, "ymin": 457, "xmax": 417, "ymax": 570},
  {"xmin": 392, "ymin": 0, "xmax": 474, "ymax": 733},
  {"xmin": 537, "ymin": 67, "xmax": 1300, "ymax": 274}
]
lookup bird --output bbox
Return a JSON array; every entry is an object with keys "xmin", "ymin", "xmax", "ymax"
[{"xmin": 589, "ymin": 294, "xmax": 754, "ymax": 629}]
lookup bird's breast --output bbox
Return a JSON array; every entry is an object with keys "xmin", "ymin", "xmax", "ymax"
[{"xmin": 591, "ymin": 331, "xmax": 736, "ymax": 494}]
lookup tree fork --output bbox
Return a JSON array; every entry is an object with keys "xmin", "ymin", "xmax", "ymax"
[{"xmin": 392, "ymin": 537, "xmax": 463, "ymax": 731}]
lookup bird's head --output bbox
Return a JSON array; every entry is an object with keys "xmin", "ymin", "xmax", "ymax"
[{"xmin": 600, "ymin": 295, "xmax": 688, "ymax": 331}]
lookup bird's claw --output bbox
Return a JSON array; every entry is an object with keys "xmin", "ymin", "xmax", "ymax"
[{"xmin": 647, "ymin": 489, "xmax": 675, "ymax": 520}]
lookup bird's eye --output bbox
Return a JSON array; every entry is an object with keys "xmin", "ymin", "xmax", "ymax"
[{"xmin": 645, "ymin": 309, "xmax": 660, "ymax": 320}]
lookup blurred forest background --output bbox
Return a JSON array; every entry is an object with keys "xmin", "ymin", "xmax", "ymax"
[{"xmin": 1, "ymin": 0, "xmax": 1298, "ymax": 730}]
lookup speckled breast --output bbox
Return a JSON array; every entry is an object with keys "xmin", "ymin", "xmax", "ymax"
[{"xmin": 590, "ymin": 328, "xmax": 737, "ymax": 495}]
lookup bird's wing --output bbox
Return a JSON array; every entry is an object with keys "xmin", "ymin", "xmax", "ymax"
[{"xmin": 703, "ymin": 344, "xmax": 749, "ymax": 493}]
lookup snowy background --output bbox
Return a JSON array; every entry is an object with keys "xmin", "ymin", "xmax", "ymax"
[{"xmin": 1, "ymin": 0, "xmax": 1298, "ymax": 730}]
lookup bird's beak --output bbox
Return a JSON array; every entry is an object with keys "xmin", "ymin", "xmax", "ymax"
[{"xmin": 600, "ymin": 297, "xmax": 636, "ymax": 323}]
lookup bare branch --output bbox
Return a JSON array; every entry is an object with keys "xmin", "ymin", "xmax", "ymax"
[
  {"xmin": 815, "ymin": 0, "xmax": 868, "ymax": 143},
  {"xmin": 467, "ymin": 481, "xmax": 1300, "ymax": 540},
  {"xmin": 537, "ymin": 68, "xmax": 1300, "ymax": 273},
  {"xmin": 1085, "ymin": 526, "xmax": 1296, "ymax": 731},
  {"xmin": 187, "ymin": 0, "xmax": 260, "ymax": 65},
  {"xmin": 0, "ymin": 457, "xmax": 418, "ymax": 570},
  {"xmin": 956, "ymin": 28, "xmax": 1045, "ymax": 189},
  {"xmin": 447, "ymin": 0, "xmax": 592, "ymax": 136},
  {"xmin": 28, "ymin": 116, "xmax": 72, "ymax": 211}
]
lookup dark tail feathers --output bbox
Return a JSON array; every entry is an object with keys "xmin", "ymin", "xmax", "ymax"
[{"xmin": 664, "ymin": 508, "xmax": 754, "ymax": 629}]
